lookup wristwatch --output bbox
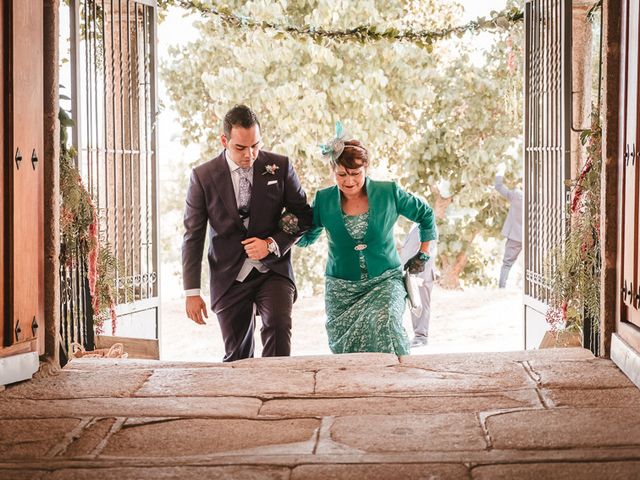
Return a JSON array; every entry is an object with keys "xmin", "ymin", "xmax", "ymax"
[{"xmin": 266, "ymin": 237, "xmax": 277, "ymax": 254}]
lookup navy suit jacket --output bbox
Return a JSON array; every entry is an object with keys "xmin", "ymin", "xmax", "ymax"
[{"xmin": 182, "ymin": 150, "xmax": 312, "ymax": 309}]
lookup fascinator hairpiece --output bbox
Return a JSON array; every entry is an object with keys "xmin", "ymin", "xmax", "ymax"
[{"xmin": 319, "ymin": 121, "xmax": 349, "ymax": 166}]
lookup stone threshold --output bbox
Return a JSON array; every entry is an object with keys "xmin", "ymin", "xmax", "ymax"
[{"xmin": 611, "ymin": 333, "xmax": 640, "ymax": 389}]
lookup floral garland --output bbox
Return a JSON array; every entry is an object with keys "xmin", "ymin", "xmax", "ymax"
[
  {"xmin": 59, "ymin": 108, "xmax": 118, "ymax": 335},
  {"xmin": 545, "ymin": 109, "xmax": 602, "ymax": 333},
  {"xmin": 160, "ymin": 0, "xmax": 523, "ymax": 45}
]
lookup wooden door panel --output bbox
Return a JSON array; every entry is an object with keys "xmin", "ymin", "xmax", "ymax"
[
  {"xmin": 624, "ymin": 0, "xmax": 638, "ymax": 309},
  {"xmin": 8, "ymin": 0, "xmax": 44, "ymax": 350},
  {"xmin": 635, "ymin": 0, "xmax": 640, "ymax": 327},
  {"xmin": 0, "ymin": 0, "xmax": 5, "ymax": 348},
  {"xmin": 629, "ymin": 0, "xmax": 640, "ymax": 327}
]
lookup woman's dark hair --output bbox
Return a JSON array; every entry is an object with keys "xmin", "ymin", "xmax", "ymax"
[
  {"xmin": 223, "ymin": 104, "xmax": 261, "ymax": 137},
  {"xmin": 335, "ymin": 140, "xmax": 369, "ymax": 169}
]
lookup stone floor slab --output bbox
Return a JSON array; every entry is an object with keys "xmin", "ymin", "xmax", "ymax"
[
  {"xmin": 260, "ymin": 390, "xmax": 540, "ymax": 417},
  {"xmin": 544, "ymin": 386, "xmax": 640, "ymax": 408},
  {"xmin": 530, "ymin": 359, "xmax": 634, "ymax": 389},
  {"xmin": 136, "ymin": 368, "xmax": 315, "ymax": 398},
  {"xmin": 399, "ymin": 348, "xmax": 594, "ymax": 364},
  {"xmin": 0, "ymin": 418, "xmax": 81, "ymax": 460},
  {"xmin": 0, "ymin": 350, "xmax": 638, "ymax": 476},
  {"xmin": 0, "ymin": 470, "xmax": 49, "ymax": 479},
  {"xmin": 100, "ymin": 418, "xmax": 320, "ymax": 457},
  {"xmin": 2, "ymin": 370, "xmax": 151, "ymax": 400},
  {"xmin": 63, "ymin": 418, "xmax": 116, "ymax": 457},
  {"xmin": 315, "ymin": 364, "xmax": 532, "ymax": 396},
  {"xmin": 472, "ymin": 461, "xmax": 640, "ymax": 479},
  {"xmin": 487, "ymin": 407, "xmax": 640, "ymax": 450},
  {"xmin": 232, "ymin": 353, "xmax": 399, "ymax": 371},
  {"xmin": 329, "ymin": 414, "xmax": 486, "ymax": 453},
  {"xmin": 0, "ymin": 396, "xmax": 262, "ymax": 418},
  {"xmin": 291, "ymin": 463, "xmax": 469, "ymax": 479},
  {"xmin": 47, "ymin": 466, "xmax": 291, "ymax": 480},
  {"xmin": 64, "ymin": 358, "xmax": 232, "ymax": 371}
]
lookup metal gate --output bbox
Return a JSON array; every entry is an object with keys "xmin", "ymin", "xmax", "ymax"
[
  {"xmin": 68, "ymin": 0, "xmax": 160, "ymax": 350},
  {"xmin": 523, "ymin": 0, "xmax": 572, "ymax": 348}
]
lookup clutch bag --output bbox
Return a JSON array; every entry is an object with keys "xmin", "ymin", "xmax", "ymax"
[{"xmin": 403, "ymin": 271, "xmax": 423, "ymax": 314}]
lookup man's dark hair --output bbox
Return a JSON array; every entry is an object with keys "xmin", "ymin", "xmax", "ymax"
[{"xmin": 223, "ymin": 104, "xmax": 261, "ymax": 138}]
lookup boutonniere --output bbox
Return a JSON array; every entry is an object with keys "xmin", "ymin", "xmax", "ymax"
[{"xmin": 262, "ymin": 164, "xmax": 279, "ymax": 175}]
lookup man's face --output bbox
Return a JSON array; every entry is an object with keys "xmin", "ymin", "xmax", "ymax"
[{"xmin": 221, "ymin": 124, "xmax": 262, "ymax": 168}]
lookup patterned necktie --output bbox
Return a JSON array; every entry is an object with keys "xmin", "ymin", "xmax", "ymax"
[{"xmin": 237, "ymin": 167, "xmax": 252, "ymax": 218}]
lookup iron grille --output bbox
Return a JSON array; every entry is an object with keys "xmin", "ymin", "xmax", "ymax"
[
  {"xmin": 524, "ymin": 0, "xmax": 572, "ymax": 305},
  {"xmin": 69, "ymin": 0, "xmax": 159, "ymax": 337}
]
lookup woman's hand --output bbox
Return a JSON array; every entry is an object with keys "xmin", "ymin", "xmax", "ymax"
[{"xmin": 404, "ymin": 252, "xmax": 430, "ymax": 274}]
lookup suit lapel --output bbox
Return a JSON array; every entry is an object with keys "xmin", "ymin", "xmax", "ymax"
[{"xmin": 209, "ymin": 151, "xmax": 246, "ymax": 231}]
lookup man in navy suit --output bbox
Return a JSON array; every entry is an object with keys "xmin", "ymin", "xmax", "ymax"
[{"xmin": 182, "ymin": 105, "xmax": 312, "ymax": 361}]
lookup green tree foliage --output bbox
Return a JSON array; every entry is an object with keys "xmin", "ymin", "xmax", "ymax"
[{"xmin": 161, "ymin": 0, "xmax": 524, "ymax": 292}]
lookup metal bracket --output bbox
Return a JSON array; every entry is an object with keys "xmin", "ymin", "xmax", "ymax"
[
  {"xmin": 15, "ymin": 148, "xmax": 22, "ymax": 170},
  {"xmin": 624, "ymin": 143, "xmax": 629, "ymax": 166},
  {"xmin": 31, "ymin": 149, "xmax": 38, "ymax": 170},
  {"xmin": 14, "ymin": 319, "xmax": 21, "ymax": 341},
  {"xmin": 31, "ymin": 316, "xmax": 38, "ymax": 337}
]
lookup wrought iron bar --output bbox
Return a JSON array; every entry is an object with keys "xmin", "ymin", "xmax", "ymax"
[{"xmin": 70, "ymin": 0, "xmax": 159, "ymax": 339}]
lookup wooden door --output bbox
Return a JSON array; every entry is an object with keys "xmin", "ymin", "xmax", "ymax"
[
  {"xmin": 0, "ymin": 0, "xmax": 44, "ymax": 375},
  {"xmin": 0, "ymin": 0, "xmax": 5, "ymax": 351},
  {"xmin": 617, "ymin": 0, "xmax": 640, "ymax": 352}
]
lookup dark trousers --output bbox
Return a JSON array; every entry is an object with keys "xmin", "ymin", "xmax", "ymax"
[{"xmin": 213, "ymin": 269, "xmax": 295, "ymax": 362}]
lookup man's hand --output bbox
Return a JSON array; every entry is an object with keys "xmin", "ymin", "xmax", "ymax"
[
  {"xmin": 185, "ymin": 295, "xmax": 208, "ymax": 325},
  {"xmin": 242, "ymin": 237, "xmax": 269, "ymax": 260}
]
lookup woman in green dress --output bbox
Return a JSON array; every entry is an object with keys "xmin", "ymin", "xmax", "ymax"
[{"xmin": 297, "ymin": 124, "xmax": 437, "ymax": 355}]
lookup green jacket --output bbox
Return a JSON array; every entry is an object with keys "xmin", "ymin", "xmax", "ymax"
[{"xmin": 298, "ymin": 178, "xmax": 437, "ymax": 281}]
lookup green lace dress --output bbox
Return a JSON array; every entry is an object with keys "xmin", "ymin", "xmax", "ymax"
[{"xmin": 324, "ymin": 211, "xmax": 411, "ymax": 355}]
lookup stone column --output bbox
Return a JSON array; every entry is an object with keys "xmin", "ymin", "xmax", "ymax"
[
  {"xmin": 570, "ymin": 3, "xmax": 595, "ymax": 178},
  {"xmin": 43, "ymin": 0, "xmax": 61, "ymax": 369},
  {"xmin": 600, "ymin": 0, "xmax": 622, "ymax": 357}
]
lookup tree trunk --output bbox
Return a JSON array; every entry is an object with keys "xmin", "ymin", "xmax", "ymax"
[
  {"xmin": 430, "ymin": 185, "xmax": 466, "ymax": 289},
  {"xmin": 439, "ymin": 250, "xmax": 469, "ymax": 290},
  {"xmin": 430, "ymin": 185, "xmax": 453, "ymax": 220}
]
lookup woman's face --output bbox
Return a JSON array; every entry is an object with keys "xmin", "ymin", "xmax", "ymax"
[{"xmin": 334, "ymin": 164, "xmax": 366, "ymax": 197}]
